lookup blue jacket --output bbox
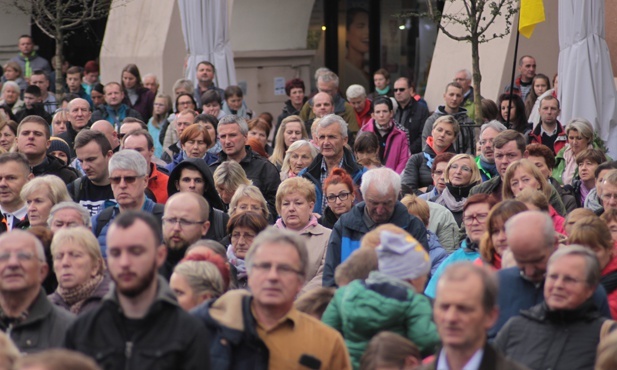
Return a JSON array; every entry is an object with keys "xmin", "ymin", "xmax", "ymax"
[
  {"xmin": 323, "ymin": 202, "xmax": 428, "ymax": 287},
  {"xmin": 427, "ymin": 230, "xmax": 448, "ymax": 277},
  {"xmin": 489, "ymin": 266, "xmax": 612, "ymax": 339},
  {"xmin": 166, "ymin": 149, "xmax": 218, "ymax": 173},
  {"xmin": 424, "ymin": 238, "xmax": 479, "ymax": 298}
]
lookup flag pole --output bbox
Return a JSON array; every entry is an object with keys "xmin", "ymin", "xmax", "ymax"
[{"xmin": 507, "ymin": 10, "xmax": 522, "ymax": 124}]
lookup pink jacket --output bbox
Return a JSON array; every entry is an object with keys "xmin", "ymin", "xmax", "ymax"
[{"xmin": 360, "ymin": 119, "xmax": 410, "ymax": 173}]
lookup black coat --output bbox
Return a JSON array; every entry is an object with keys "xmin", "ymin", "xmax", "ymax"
[
  {"xmin": 32, "ymin": 154, "xmax": 79, "ymax": 184},
  {"xmin": 393, "ymin": 98, "xmax": 429, "ymax": 155},
  {"xmin": 401, "ymin": 144, "xmax": 455, "ymax": 196}
]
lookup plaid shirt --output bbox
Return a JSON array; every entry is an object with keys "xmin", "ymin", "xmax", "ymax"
[{"xmin": 320, "ymin": 156, "xmax": 345, "ymax": 212}]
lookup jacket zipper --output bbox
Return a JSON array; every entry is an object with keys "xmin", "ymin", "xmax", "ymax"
[{"xmin": 125, "ymin": 341, "xmax": 133, "ymax": 370}]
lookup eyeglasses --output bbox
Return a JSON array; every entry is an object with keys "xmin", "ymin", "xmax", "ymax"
[
  {"xmin": 326, "ymin": 192, "xmax": 351, "ymax": 203},
  {"xmin": 602, "ymin": 193, "xmax": 617, "ymax": 201},
  {"xmin": 463, "ymin": 213, "xmax": 489, "ymax": 224},
  {"xmin": 250, "ymin": 262, "xmax": 304, "ymax": 276},
  {"xmin": 478, "ymin": 138, "xmax": 494, "ymax": 146},
  {"xmin": 393, "ymin": 88, "xmax": 407, "ymax": 93},
  {"xmin": 432, "ymin": 170, "xmax": 444, "ymax": 176},
  {"xmin": 0, "ymin": 251, "xmax": 36, "ymax": 263},
  {"xmin": 162, "ymin": 217, "xmax": 205, "ymax": 227},
  {"xmin": 109, "ymin": 175, "xmax": 144, "ymax": 185},
  {"xmin": 450, "ymin": 164, "xmax": 472, "ymax": 173},
  {"xmin": 546, "ymin": 273, "xmax": 584, "ymax": 286},
  {"xmin": 231, "ymin": 232, "xmax": 256, "ymax": 241}
]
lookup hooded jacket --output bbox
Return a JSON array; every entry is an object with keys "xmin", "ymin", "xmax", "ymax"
[
  {"xmin": 64, "ymin": 276, "xmax": 211, "ymax": 370},
  {"xmin": 32, "ymin": 154, "xmax": 79, "ymax": 184},
  {"xmin": 401, "ymin": 139, "xmax": 455, "ymax": 196},
  {"xmin": 393, "ymin": 97, "xmax": 430, "ymax": 155},
  {"xmin": 360, "ymin": 118, "xmax": 410, "ymax": 173}
]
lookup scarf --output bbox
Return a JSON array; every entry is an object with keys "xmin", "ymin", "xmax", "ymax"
[
  {"xmin": 274, "ymin": 214, "xmax": 319, "ymax": 234},
  {"xmin": 579, "ymin": 181, "xmax": 591, "ymax": 206},
  {"xmin": 424, "ymin": 136, "xmax": 450, "ymax": 169},
  {"xmin": 226, "ymin": 244, "xmax": 247, "ymax": 280},
  {"xmin": 435, "ymin": 186, "xmax": 467, "ymax": 212},
  {"xmin": 375, "ymin": 86, "xmax": 390, "ymax": 95},
  {"xmin": 479, "ymin": 156, "xmax": 498, "ymax": 177},
  {"xmin": 57, "ymin": 273, "xmax": 104, "ymax": 314},
  {"xmin": 584, "ymin": 188, "xmax": 603, "ymax": 212}
]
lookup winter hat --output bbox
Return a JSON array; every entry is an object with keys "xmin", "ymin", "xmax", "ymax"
[
  {"xmin": 47, "ymin": 137, "xmax": 71, "ymax": 163},
  {"xmin": 376, "ymin": 231, "xmax": 430, "ymax": 281}
]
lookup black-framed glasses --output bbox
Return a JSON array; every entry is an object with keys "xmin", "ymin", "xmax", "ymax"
[
  {"xmin": 250, "ymin": 262, "xmax": 304, "ymax": 277},
  {"xmin": 162, "ymin": 217, "xmax": 205, "ymax": 228},
  {"xmin": 463, "ymin": 213, "xmax": 489, "ymax": 225},
  {"xmin": 109, "ymin": 175, "xmax": 144, "ymax": 185},
  {"xmin": 326, "ymin": 192, "xmax": 351, "ymax": 203}
]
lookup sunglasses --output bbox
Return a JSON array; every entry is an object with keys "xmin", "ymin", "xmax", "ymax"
[
  {"xmin": 109, "ymin": 175, "xmax": 144, "ymax": 185},
  {"xmin": 393, "ymin": 88, "xmax": 407, "ymax": 92}
]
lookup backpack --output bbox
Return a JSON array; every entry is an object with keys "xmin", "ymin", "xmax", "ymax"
[{"xmin": 94, "ymin": 204, "xmax": 165, "ymax": 237}]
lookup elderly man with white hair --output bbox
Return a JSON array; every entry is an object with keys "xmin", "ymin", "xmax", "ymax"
[
  {"xmin": 346, "ymin": 84, "xmax": 372, "ymax": 128},
  {"xmin": 322, "ymin": 167, "xmax": 428, "ymax": 287}
]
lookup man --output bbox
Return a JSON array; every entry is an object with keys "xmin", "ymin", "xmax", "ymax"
[
  {"xmin": 193, "ymin": 61, "xmax": 225, "ymax": 106},
  {"xmin": 161, "ymin": 109, "xmax": 196, "ymax": 164},
  {"xmin": 193, "ymin": 228, "xmax": 351, "ymax": 369},
  {"xmin": 299, "ymin": 71, "xmax": 359, "ymax": 137},
  {"xmin": 489, "ymin": 211, "xmax": 610, "ymax": 338},
  {"xmin": 421, "ymin": 82, "xmax": 474, "ymax": 150},
  {"xmin": 15, "ymin": 85, "xmax": 52, "ymax": 124},
  {"xmin": 454, "ymin": 69, "xmax": 476, "ymax": 120},
  {"xmin": 589, "ymin": 162, "xmax": 617, "ymax": 214},
  {"xmin": 393, "ymin": 77, "xmax": 430, "ymax": 155},
  {"xmin": 528, "ymin": 96, "xmax": 566, "ymax": 155},
  {"xmin": 346, "ymin": 84, "xmax": 372, "ymax": 128},
  {"xmin": 68, "ymin": 130, "xmax": 115, "ymax": 217},
  {"xmin": 300, "ymin": 114, "xmax": 366, "ymax": 213},
  {"xmin": 118, "ymin": 117, "xmax": 148, "ymax": 139},
  {"xmin": 59, "ymin": 98, "xmax": 93, "ymax": 158},
  {"xmin": 16, "ymin": 116, "xmax": 78, "ymax": 184},
  {"xmin": 159, "ymin": 192, "xmax": 210, "ymax": 279},
  {"xmin": 515, "ymin": 55, "xmax": 537, "ymax": 100},
  {"xmin": 423, "ymin": 262, "xmax": 527, "ymax": 370},
  {"xmin": 30, "ymin": 70, "xmax": 57, "ymax": 114},
  {"xmin": 48, "ymin": 201, "xmax": 91, "ymax": 233},
  {"xmin": 123, "ymin": 129, "xmax": 169, "ymax": 203},
  {"xmin": 0, "ymin": 153, "xmax": 33, "ymax": 233},
  {"xmin": 65, "ymin": 66, "xmax": 93, "ymax": 107},
  {"xmin": 601, "ymin": 169, "xmax": 617, "ymax": 214},
  {"xmin": 91, "ymin": 120, "xmax": 120, "ymax": 152},
  {"xmin": 476, "ymin": 120, "xmax": 507, "ymax": 182},
  {"xmin": 91, "ymin": 150, "xmax": 164, "ymax": 257},
  {"xmin": 65, "ymin": 211, "xmax": 211, "ymax": 369},
  {"xmin": 91, "ymin": 82, "xmax": 142, "ymax": 130},
  {"xmin": 9, "ymin": 35, "xmax": 51, "ymax": 79},
  {"xmin": 209, "ymin": 115, "xmax": 280, "ymax": 218},
  {"xmin": 142, "ymin": 73, "xmax": 159, "ymax": 95},
  {"xmin": 323, "ymin": 167, "xmax": 428, "ymax": 287},
  {"xmin": 0, "ymin": 230, "xmax": 74, "ymax": 353}
]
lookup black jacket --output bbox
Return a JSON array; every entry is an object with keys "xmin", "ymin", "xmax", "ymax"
[
  {"xmin": 59, "ymin": 124, "xmax": 91, "ymax": 159},
  {"xmin": 32, "ymin": 154, "xmax": 79, "ymax": 184},
  {"xmin": 210, "ymin": 146, "xmax": 281, "ymax": 219},
  {"xmin": 64, "ymin": 276, "xmax": 211, "ymax": 370},
  {"xmin": 393, "ymin": 98, "xmax": 430, "ymax": 155},
  {"xmin": 15, "ymin": 104, "xmax": 53, "ymax": 125},
  {"xmin": 401, "ymin": 144, "xmax": 455, "ymax": 196}
]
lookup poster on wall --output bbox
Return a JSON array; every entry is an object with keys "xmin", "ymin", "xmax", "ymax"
[{"xmin": 340, "ymin": 0, "xmax": 370, "ymax": 93}]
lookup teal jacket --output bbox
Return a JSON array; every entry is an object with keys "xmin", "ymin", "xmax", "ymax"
[
  {"xmin": 322, "ymin": 272, "xmax": 439, "ymax": 369},
  {"xmin": 424, "ymin": 239, "xmax": 479, "ymax": 298}
]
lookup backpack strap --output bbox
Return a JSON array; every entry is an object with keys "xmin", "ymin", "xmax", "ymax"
[
  {"xmin": 70, "ymin": 176, "xmax": 84, "ymax": 202},
  {"xmin": 94, "ymin": 207, "xmax": 116, "ymax": 237}
]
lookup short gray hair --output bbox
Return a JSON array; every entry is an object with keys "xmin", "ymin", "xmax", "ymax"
[
  {"xmin": 314, "ymin": 67, "xmax": 331, "ymax": 82},
  {"xmin": 108, "ymin": 149, "xmax": 148, "ymax": 177},
  {"xmin": 318, "ymin": 71, "xmax": 339, "ymax": 87},
  {"xmin": 346, "ymin": 84, "xmax": 366, "ymax": 100},
  {"xmin": 1, "ymin": 81, "xmax": 19, "ymax": 95},
  {"xmin": 173, "ymin": 260, "xmax": 225, "ymax": 299},
  {"xmin": 457, "ymin": 69, "xmax": 472, "ymax": 81},
  {"xmin": 172, "ymin": 78, "xmax": 194, "ymax": 95},
  {"xmin": 48, "ymin": 202, "xmax": 92, "ymax": 228},
  {"xmin": 480, "ymin": 120, "xmax": 507, "ymax": 137},
  {"xmin": 565, "ymin": 118, "xmax": 594, "ymax": 142},
  {"xmin": 280, "ymin": 140, "xmax": 318, "ymax": 176},
  {"xmin": 547, "ymin": 245, "xmax": 601, "ymax": 288},
  {"xmin": 317, "ymin": 114, "xmax": 348, "ymax": 138},
  {"xmin": 218, "ymin": 114, "xmax": 249, "ymax": 136},
  {"xmin": 0, "ymin": 230, "xmax": 45, "ymax": 262},
  {"xmin": 361, "ymin": 167, "xmax": 401, "ymax": 197},
  {"xmin": 245, "ymin": 227, "xmax": 309, "ymax": 281}
]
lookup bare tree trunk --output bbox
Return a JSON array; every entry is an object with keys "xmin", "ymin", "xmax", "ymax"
[
  {"xmin": 54, "ymin": 0, "xmax": 64, "ymax": 101},
  {"xmin": 471, "ymin": 38, "xmax": 483, "ymax": 125}
]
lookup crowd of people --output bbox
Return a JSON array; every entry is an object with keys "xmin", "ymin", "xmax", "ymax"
[{"xmin": 0, "ymin": 35, "xmax": 617, "ymax": 370}]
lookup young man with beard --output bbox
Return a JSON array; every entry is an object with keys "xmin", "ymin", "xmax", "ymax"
[{"xmin": 64, "ymin": 211, "xmax": 211, "ymax": 370}]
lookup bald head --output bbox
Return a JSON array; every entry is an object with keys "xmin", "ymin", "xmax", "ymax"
[
  {"xmin": 312, "ymin": 92, "xmax": 334, "ymax": 118},
  {"xmin": 67, "ymin": 98, "xmax": 92, "ymax": 131},
  {"xmin": 91, "ymin": 120, "xmax": 119, "ymax": 149}
]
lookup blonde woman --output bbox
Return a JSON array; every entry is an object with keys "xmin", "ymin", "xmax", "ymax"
[
  {"xmin": 212, "ymin": 160, "xmax": 251, "ymax": 209},
  {"xmin": 269, "ymin": 115, "xmax": 309, "ymax": 169},
  {"xmin": 20, "ymin": 175, "xmax": 72, "ymax": 227}
]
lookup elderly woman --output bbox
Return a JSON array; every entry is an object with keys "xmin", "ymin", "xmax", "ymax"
[
  {"xmin": 212, "ymin": 160, "xmax": 252, "ymax": 210},
  {"xmin": 166, "ymin": 123, "xmax": 217, "ymax": 172},
  {"xmin": 565, "ymin": 148, "xmax": 606, "ymax": 207},
  {"xmin": 269, "ymin": 115, "xmax": 309, "ymax": 169},
  {"xmin": 568, "ymin": 215, "xmax": 617, "ymax": 318},
  {"xmin": 401, "ymin": 115, "xmax": 458, "ymax": 195},
  {"xmin": 0, "ymin": 120, "xmax": 17, "ymax": 152},
  {"xmin": 49, "ymin": 227, "xmax": 110, "ymax": 314},
  {"xmin": 425, "ymin": 193, "xmax": 498, "ymax": 298},
  {"xmin": 320, "ymin": 168, "xmax": 357, "ymax": 229},
  {"xmin": 495, "ymin": 246, "xmax": 609, "ymax": 370},
  {"xmin": 274, "ymin": 177, "xmax": 330, "ymax": 293},
  {"xmin": 502, "ymin": 158, "xmax": 566, "ymax": 216},
  {"xmin": 553, "ymin": 118, "xmax": 595, "ymax": 186},
  {"xmin": 0, "ymin": 81, "xmax": 23, "ymax": 115},
  {"xmin": 435, "ymin": 153, "xmax": 481, "ymax": 226},
  {"xmin": 228, "ymin": 184, "xmax": 270, "ymax": 221},
  {"xmin": 51, "ymin": 110, "xmax": 70, "ymax": 137},
  {"xmin": 280, "ymin": 139, "xmax": 318, "ymax": 181},
  {"xmin": 226, "ymin": 211, "xmax": 269, "ymax": 288},
  {"xmin": 20, "ymin": 175, "xmax": 72, "ymax": 228},
  {"xmin": 170, "ymin": 253, "xmax": 227, "ymax": 311},
  {"xmin": 479, "ymin": 200, "xmax": 528, "ymax": 269},
  {"xmin": 418, "ymin": 152, "xmax": 455, "ymax": 202},
  {"xmin": 360, "ymin": 96, "xmax": 410, "ymax": 173}
]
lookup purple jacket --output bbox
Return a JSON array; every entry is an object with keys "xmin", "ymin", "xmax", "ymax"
[{"xmin": 361, "ymin": 119, "xmax": 410, "ymax": 173}]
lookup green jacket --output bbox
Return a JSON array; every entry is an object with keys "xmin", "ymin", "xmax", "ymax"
[{"xmin": 322, "ymin": 272, "xmax": 439, "ymax": 369}]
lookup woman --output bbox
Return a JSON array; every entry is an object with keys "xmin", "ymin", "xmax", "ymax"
[
  {"xmin": 360, "ymin": 96, "xmax": 410, "ymax": 173},
  {"xmin": 274, "ymin": 177, "xmax": 330, "ymax": 293},
  {"xmin": 201, "ymin": 90, "xmax": 226, "ymax": 120},
  {"xmin": 0, "ymin": 120, "xmax": 17, "ymax": 152},
  {"xmin": 275, "ymin": 78, "xmax": 307, "ymax": 139},
  {"xmin": 148, "ymin": 94, "xmax": 172, "ymax": 158},
  {"xmin": 418, "ymin": 152, "xmax": 455, "ymax": 202},
  {"xmin": 20, "ymin": 175, "xmax": 72, "ymax": 228},
  {"xmin": 248, "ymin": 118, "xmax": 272, "ymax": 155},
  {"xmin": 48, "ymin": 227, "xmax": 110, "ymax": 314},
  {"xmin": 502, "ymin": 158, "xmax": 566, "ymax": 216},
  {"xmin": 90, "ymin": 83, "xmax": 105, "ymax": 108},
  {"xmin": 552, "ymin": 118, "xmax": 595, "ymax": 186},
  {"xmin": 353, "ymin": 131, "xmax": 382, "ymax": 169},
  {"xmin": 524, "ymin": 73, "xmax": 551, "ymax": 118},
  {"xmin": 321, "ymin": 168, "xmax": 356, "ymax": 229},
  {"xmin": 226, "ymin": 211, "xmax": 268, "ymax": 288},
  {"xmin": 367, "ymin": 68, "xmax": 393, "ymax": 101},
  {"xmin": 479, "ymin": 200, "xmax": 528, "ymax": 269},
  {"xmin": 213, "ymin": 161, "xmax": 252, "ymax": 210},
  {"xmin": 568, "ymin": 215, "xmax": 617, "ymax": 318},
  {"xmin": 228, "ymin": 184, "xmax": 270, "ymax": 222},
  {"xmin": 280, "ymin": 140, "xmax": 318, "ymax": 181},
  {"xmin": 425, "ymin": 193, "xmax": 498, "ymax": 297},
  {"xmin": 435, "ymin": 154, "xmax": 482, "ymax": 226},
  {"xmin": 51, "ymin": 110, "xmax": 69, "ymax": 136},
  {"xmin": 497, "ymin": 93, "xmax": 529, "ymax": 134},
  {"xmin": 600, "ymin": 209, "xmax": 617, "ymax": 246},
  {"xmin": 565, "ymin": 148, "xmax": 606, "ymax": 207},
  {"xmin": 565, "ymin": 208, "xmax": 596, "ymax": 235},
  {"xmin": 120, "ymin": 63, "xmax": 156, "ymax": 121},
  {"xmin": 401, "ymin": 115, "xmax": 458, "ymax": 195},
  {"xmin": 345, "ymin": 8, "xmax": 370, "ymax": 87},
  {"xmin": 195, "ymin": 112, "xmax": 222, "ymax": 155},
  {"xmin": 166, "ymin": 123, "xmax": 216, "ymax": 172},
  {"xmin": 161, "ymin": 93, "xmax": 199, "ymax": 151},
  {"xmin": 269, "ymin": 115, "xmax": 309, "ymax": 169},
  {"xmin": 515, "ymin": 188, "xmax": 566, "ymax": 235},
  {"xmin": 170, "ymin": 254, "xmax": 226, "ymax": 311},
  {"xmin": 359, "ymin": 331, "xmax": 421, "ymax": 370},
  {"xmin": 222, "ymin": 85, "xmax": 253, "ymax": 119},
  {"xmin": 1, "ymin": 61, "xmax": 27, "ymax": 93},
  {"xmin": 0, "ymin": 81, "xmax": 23, "ymax": 115}
]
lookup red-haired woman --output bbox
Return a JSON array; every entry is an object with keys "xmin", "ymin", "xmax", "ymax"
[{"xmin": 321, "ymin": 168, "xmax": 356, "ymax": 229}]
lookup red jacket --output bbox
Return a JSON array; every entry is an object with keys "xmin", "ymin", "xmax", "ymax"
[
  {"xmin": 528, "ymin": 120, "xmax": 567, "ymax": 155},
  {"xmin": 356, "ymin": 99, "xmax": 373, "ymax": 128},
  {"xmin": 148, "ymin": 163, "xmax": 169, "ymax": 204}
]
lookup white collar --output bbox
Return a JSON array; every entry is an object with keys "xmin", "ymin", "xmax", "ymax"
[{"xmin": 436, "ymin": 348, "xmax": 484, "ymax": 370}]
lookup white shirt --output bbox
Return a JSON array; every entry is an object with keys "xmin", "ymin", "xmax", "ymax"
[
  {"xmin": 0, "ymin": 205, "xmax": 28, "ymax": 230},
  {"xmin": 436, "ymin": 348, "xmax": 484, "ymax": 370}
]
